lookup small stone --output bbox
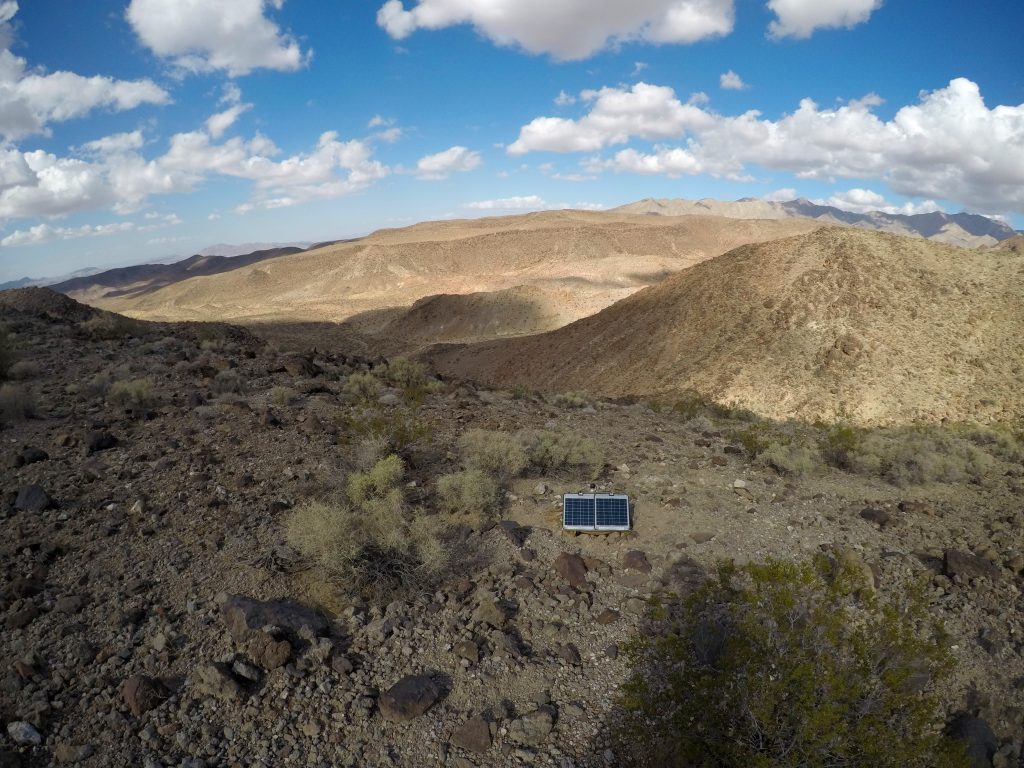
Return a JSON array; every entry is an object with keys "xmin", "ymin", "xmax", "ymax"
[
  {"xmin": 595, "ymin": 609, "xmax": 620, "ymax": 625},
  {"xmin": 121, "ymin": 674, "xmax": 167, "ymax": 717},
  {"xmin": 379, "ymin": 675, "xmax": 442, "ymax": 722},
  {"xmin": 7, "ymin": 721, "xmax": 41, "ymax": 746},
  {"xmin": 15, "ymin": 485, "xmax": 54, "ymax": 512},
  {"xmin": 621, "ymin": 550, "xmax": 652, "ymax": 573},
  {"xmin": 945, "ymin": 550, "xmax": 1000, "ymax": 581},
  {"xmin": 454, "ymin": 640, "xmax": 479, "ymax": 664},
  {"xmin": 84, "ymin": 431, "xmax": 117, "ymax": 455},
  {"xmin": 55, "ymin": 595, "xmax": 84, "ymax": 614},
  {"xmin": 859, "ymin": 507, "xmax": 893, "ymax": 529},
  {"xmin": 54, "ymin": 744, "xmax": 94, "ymax": 763},
  {"xmin": 732, "ymin": 479, "xmax": 747, "ymax": 489},
  {"xmin": 14, "ymin": 447, "xmax": 49, "ymax": 467},
  {"xmin": 690, "ymin": 531, "xmax": 715, "ymax": 544},
  {"xmin": 192, "ymin": 663, "xmax": 244, "ymax": 701},
  {"xmin": 451, "ymin": 715, "xmax": 491, "ymax": 754},
  {"xmin": 506, "ymin": 708, "xmax": 555, "ymax": 747}
]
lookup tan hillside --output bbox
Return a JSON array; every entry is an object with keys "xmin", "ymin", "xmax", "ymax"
[
  {"xmin": 78, "ymin": 210, "xmax": 820, "ymax": 332},
  {"xmin": 427, "ymin": 227, "xmax": 1024, "ymax": 425}
]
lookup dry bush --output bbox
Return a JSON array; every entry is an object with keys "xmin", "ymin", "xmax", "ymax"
[
  {"xmin": 0, "ymin": 383, "xmax": 36, "ymax": 422},
  {"xmin": 6, "ymin": 360, "xmax": 38, "ymax": 380},
  {"xmin": 551, "ymin": 390, "xmax": 591, "ymax": 409},
  {"xmin": 108, "ymin": 378, "xmax": 158, "ymax": 411},
  {"xmin": 435, "ymin": 470, "xmax": 500, "ymax": 524},
  {"xmin": 353, "ymin": 434, "xmax": 391, "ymax": 471},
  {"xmin": 211, "ymin": 369, "xmax": 243, "ymax": 395},
  {"xmin": 758, "ymin": 441, "xmax": 820, "ymax": 477},
  {"xmin": 459, "ymin": 429, "xmax": 528, "ymax": 481},
  {"xmin": 518, "ymin": 429, "xmax": 604, "ymax": 479},
  {"xmin": 344, "ymin": 371, "xmax": 383, "ymax": 402},
  {"xmin": 848, "ymin": 429, "xmax": 995, "ymax": 486},
  {"xmin": 285, "ymin": 455, "xmax": 449, "ymax": 602},
  {"xmin": 80, "ymin": 313, "xmax": 143, "ymax": 340},
  {"xmin": 0, "ymin": 327, "xmax": 12, "ymax": 380},
  {"xmin": 84, "ymin": 371, "xmax": 113, "ymax": 400},
  {"xmin": 962, "ymin": 425, "xmax": 1024, "ymax": 462},
  {"xmin": 341, "ymin": 406, "xmax": 428, "ymax": 455},
  {"xmin": 270, "ymin": 386, "xmax": 294, "ymax": 406}
]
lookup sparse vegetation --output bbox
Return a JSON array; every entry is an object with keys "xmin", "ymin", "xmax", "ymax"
[
  {"xmin": 80, "ymin": 313, "xmax": 143, "ymax": 339},
  {"xmin": 620, "ymin": 556, "xmax": 968, "ymax": 767},
  {"xmin": 552, "ymin": 390, "xmax": 591, "ymax": 409},
  {"xmin": 758, "ymin": 440, "xmax": 819, "ymax": 476},
  {"xmin": 518, "ymin": 428, "xmax": 604, "ymax": 479},
  {"xmin": 435, "ymin": 469, "xmax": 500, "ymax": 524},
  {"xmin": 211, "ymin": 369, "xmax": 244, "ymax": 395},
  {"xmin": 0, "ymin": 328, "xmax": 16, "ymax": 380},
  {"xmin": 270, "ymin": 385, "xmax": 294, "ymax": 406},
  {"xmin": 0, "ymin": 383, "xmax": 35, "ymax": 422},
  {"xmin": 7, "ymin": 360, "xmax": 40, "ymax": 380},
  {"xmin": 344, "ymin": 371, "xmax": 383, "ymax": 402},
  {"xmin": 107, "ymin": 377, "xmax": 158, "ymax": 412},
  {"xmin": 285, "ymin": 455, "xmax": 448, "ymax": 601},
  {"xmin": 459, "ymin": 429, "xmax": 529, "ymax": 481},
  {"xmin": 342, "ymin": 406, "xmax": 428, "ymax": 455},
  {"xmin": 846, "ymin": 429, "xmax": 995, "ymax": 487}
]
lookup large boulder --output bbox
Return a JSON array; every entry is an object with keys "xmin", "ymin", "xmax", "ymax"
[
  {"xmin": 15, "ymin": 485, "xmax": 54, "ymax": 512},
  {"xmin": 121, "ymin": 675, "xmax": 167, "ymax": 717},
  {"xmin": 219, "ymin": 594, "xmax": 329, "ymax": 642},
  {"xmin": 553, "ymin": 552, "xmax": 588, "ymax": 589},
  {"xmin": 944, "ymin": 550, "xmax": 1000, "ymax": 581}
]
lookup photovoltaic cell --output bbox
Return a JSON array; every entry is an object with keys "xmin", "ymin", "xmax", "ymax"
[
  {"xmin": 563, "ymin": 496, "xmax": 595, "ymax": 528},
  {"xmin": 596, "ymin": 496, "xmax": 629, "ymax": 528},
  {"xmin": 563, "ymin": 493, "xmax": 630, "ymax": 531}
]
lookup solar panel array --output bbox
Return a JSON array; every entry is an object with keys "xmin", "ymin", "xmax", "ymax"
[{"xmin": 563, "ymin": 493, "xmax": 630, "ymax": 531}]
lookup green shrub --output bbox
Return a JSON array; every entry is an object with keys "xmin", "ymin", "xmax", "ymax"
[
  {"xmin": 672, "ymin": 390, "xmax": 736, "ymax": 421},
  {"xmin": 84, "ymin": 371, "xmax": 113, "ymax": 400},
  {"xmin": 518, "ymin": 429, "xmax": 604, "ymax": 479},
  {"xmin": 211, "ymin": 369, "xmax": 243, "ymax": 395},
  {"xmin": 733, "ymin": 423, "xmax": 771, "ymax": 458},
  {"xmin": 459, "ymin": 429, "xmax": 529, "ymax": 481},
  {"xmin": 963, "ymin": 425, "xmax": 1024, "ymax": 462},
  {"xmin": 848, "ymin": 430, "xmax": 994, "ymax": 486},
  {"xmin": 344, "ymin": 371, "xmax": 383, "ymax": 402},
  {"xmin": 285, "ymin": 455, "xmax": 447, "ymax": 601},
  {"xmin": 552, "ymin": 390, "xmax": 591, "ymax": 409},
  {"xmin": 341, "ymin": 406, "xmax": 428, "ymax": 454},
  {"xmin": 436, "ymin": 470, "xmax": 500, "ymax": 523},
  {"xmin": 0, "ymin": 383, "xmax": 35, "ymax": 422},
  {"xmin": 270, "ymin": 386, "xmax": 294, "ymax": 406},
  {"xmin": 759, "ymin": 441, "xmax": 819, "ymax": 476},
  {"xmin": 819, "ymin": 423, "xmax": 863, "ymax": 470},
  {"xmin": 107, "ymin": 378, "xmax": 157, "ymax": 411},
  {"xmin": 382, "ymin": 357, "xmax": 428, "ymax": 390},
  {"xmin": 619, "ymin": 557, "xmax": 968, "ymax": 767}
]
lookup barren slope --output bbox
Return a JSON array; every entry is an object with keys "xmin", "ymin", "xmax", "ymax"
[
  {"xmin": 82, "ymin": 211, "xmax": 820, "ymax": 333},
  {"xmin": 428, "ymin": 227, "xmax": 1024, "ymax": 424}
]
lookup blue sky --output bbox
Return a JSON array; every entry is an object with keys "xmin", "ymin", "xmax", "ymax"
[{"xmin": 0, "ymin": 0, "xmax": 1022, "ymax": 280}]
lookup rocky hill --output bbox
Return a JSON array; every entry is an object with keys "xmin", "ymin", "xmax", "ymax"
[
  {"xmin": 65, "ymin": 211, "xmax": 820, "ymax": 337},
  {"xmin": 613, "ymin": 197, "xmax": 1018, "ymax": 248},
  {"xmin": 427, "ymin": 227, "xmax": 1024, "ymax": 425}
]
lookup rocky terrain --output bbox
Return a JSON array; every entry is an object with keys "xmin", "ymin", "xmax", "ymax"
[
  {"xmin": 614, "ymin": 198, "xmax": 1020, "ymax": 248},
  {"xmin": 2, "ymin": 288, "xmax": 1024, "ymax": 766},
  {"xmin": 429, "ymin": 227, "xmax": 1024, "ymax": 425}
]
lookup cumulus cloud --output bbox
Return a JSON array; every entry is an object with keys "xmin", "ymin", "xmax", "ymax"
[
  {"xmin": 415, "ymin": 146, "xmax": 481, "ymax": 179},
  {"xmin": 465, "ymin": 195, "xmax": 546, "ymax": 210},
  {"xmin": 126, "ymin": 0, "xmax": 310, "ymax": 76},
  {"xmin": 816, "ymin": 188, "xmax": 941, "ymax": 216},
  {"xmin": 376, "ymin": 0, "xmax": 734, "ymax": 60},
  {"xmin": 719, "ymin": 70, "xmax": 746, "ymax": 90},
  {"xmin": 767, "ymin": 0, "xmax": 883, "ymax": 39},
  {"xmin": 762, "ymin": 187, "xmax": 796, "ymax": 201},
  {"xmin": 511, "ymin": 78, "xmax": 1024, "ymax": 214},
  {"xmin": 0, "ymin": 105, "xmax": 390, "ymax": 223},
  {"xmin": 0, "ymin": 4, "xmax": 169, "ymax": 141},
  {"xmin": 1, "ymin": 221, "xmax": 134, "ymax": 247}
]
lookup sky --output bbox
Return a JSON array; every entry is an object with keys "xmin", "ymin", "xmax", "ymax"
[{"xmin": 0, "ymin": 0, "xmax": 1022, "ymax": 281}]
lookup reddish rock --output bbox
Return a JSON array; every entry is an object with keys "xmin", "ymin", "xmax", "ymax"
[{"xmin": 553, "ymin": 552, "xmax": 588, "ymax": 589}]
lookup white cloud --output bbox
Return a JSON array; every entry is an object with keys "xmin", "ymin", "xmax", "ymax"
[
  {"xmin": 720, "ymin": 70, "xmax": 746, "ymax": 90},
  {"xmin": 126, "ymin": 0, "xmax": 310, "ymax": 76},
  {"xmin": 767, "ymin": 0, "xmax": 883, "ymax": 39},
  {"xmin": 510, "ymin": 78, "xmax": 1024, "ymax": 214},
  {"xmin": 368, "ymin": 115, "xmax": 394, "ymax": 128},
  {"xmin": 554, "ymin": 90, "xmax": 576, "ymax": 107},
  {"xmin": 816, "ymin": 188, "xmax": 942, "ymax": 216},
  {"xmin": 464, "ymin": 195, "xmax": 605, "ymax": 212},
  {"xmin": 0, "ymin": 5, "xmax": 169, "ymax": 141},
  {"xmin": 509, "ymin": 82, "xmax": 713, "ymax": 155},
  {"xmin": 205, "ymin": 102, "xmax": 252, "ymax": 139},
  {"xmin": 1, "ymin": 221, "xmax": 134, "ymax": 247},
  {"xmin": 465, "ymin": 195, "xmax": 546, "ymax": 210},
  {"xmin": 763, "ymin": 187, "xmax": 796, "ymax": 201},
  {"xmin": 415, "ymin": 146, "xmax": 481, "ymax": 179},
  {"xmin": 376, "ymin": 0, "xmax": 734, "ymax": 60}
]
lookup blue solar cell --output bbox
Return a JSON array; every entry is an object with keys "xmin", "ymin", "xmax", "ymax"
[
  {"xmin": 596, "ymin": 496, "xmax": 629, "ymax": 528},
  {"xmin": 564, "ymin": 496, "xmax": 595, "ymax": 528}
]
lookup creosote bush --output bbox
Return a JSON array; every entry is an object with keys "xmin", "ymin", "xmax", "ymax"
[
  {"xmin": 211, "ymin": 369, "xmax": 243, "ymax": 395},
  {"xmin": 344, "ymin": 371, "xmax": 383, "ymax": 402},
  {"xmin": 551, "ymin": 390, "xmax": 591, "ymax": 409},
  {"xmin": 6, "ymin": 360, "xmax": 40, "ymax": 380},
  {"xmin": 518, "ymin": 429, "xmax": 604, "ymax": 479},
  {"xmin": 435, "ymin": 470, "xmax": 500, "ymax": 524},
  {"xmin": 285, "ymin": 455, "xmax": 447, "ymax": 601},
  {"xmin": 107, "ymin": 378, "xmax": 157, "ymax": 411},
  {"xmin": 80, "ymin": 313, "xmax": 143, "ymax": 340},
  {"xmin": 459, "ymin": 429, "xmax": 529, "ymax": 481},
  {"xmin": 619, "ymin": 556, "xmax": 969, "ymax": 767}
]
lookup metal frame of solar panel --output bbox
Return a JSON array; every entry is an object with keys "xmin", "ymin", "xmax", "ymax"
[{"xmin": 562, "ymin": 493, "xmax": 630, "ymax": 532}]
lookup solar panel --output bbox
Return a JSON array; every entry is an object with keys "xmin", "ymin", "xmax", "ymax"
[{"xmin": 563, "ymin": 493, "xmax": 630, "ymax": 532}]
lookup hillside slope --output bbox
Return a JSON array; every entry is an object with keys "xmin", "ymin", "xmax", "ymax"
[
  {"xmin": 81, "ymin": 210, "xmax": 820, "ymax": 329},
  {"xmin": 428, "ymin": 228, "xmax": 1024, "ymax": 424}
]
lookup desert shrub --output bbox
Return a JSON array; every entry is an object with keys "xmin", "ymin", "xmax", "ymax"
[
  {"xmin": 382, "ymin": 357, "xmax": 427, "ymax": 390},
  {"xmin": 435, "ymin": 470, "xmax": 500, "ymax": 522},
  {"xmin": 344, "ymin": 371, "xmax": 383, "ymax": 402},
  {"xmin": 80, "ymin": 313, "xmax": 143, "ymax": 340},
  {"xmin": 518, "ymin": 429, "xmax": 604, "ymax": 479},
  {"xmin": 962, "ymin": 425, "xmax": 1024, "ymax": 462},
  {"xmin": 819, "ymin": 422, "xmax": 864, "ymax": 470},
  {"xmin": 211, "ymin": 369, "xmax": 243, "ymax": 395},
  {"xmin": 83, "ymin": 371, "xmax": 113, "ymax": 400},
  {"xmin": 342, "ymin": 407, "xmax": 428, "ymax": 455},
  {"xmin": 684, "ymin": 415, "xmax": 716, "ymax": 434},
  {"xmin": 619, "ymin": 557, "xmax": 968, "ymax": 768},
  {"xmin": 758, "ymin": 441, "xmax": 819, "ymax": 476},
  {"xmin": 270, "ymin": 386, "xmax": 294, "ymax": 406},
  {"xmin": 552, "ymin": 390, "xmax": 591, "ymax": 409},
  {"xmin": 459, "ymin": 429, "xmax": 529, "ymax": 481},
  {"xmin": 848, "ymin": 429, "xmax": 995, "ymax": 486},
  {"xmin": 7, "ymin": 360, "xmax": 38, "ymax": 380},
  {"xmin": 0, "ymin": 383, "xmax": 35, "ymax": 422},
  {"xmin": 672, "ymin": 390, "xmax": 736, "ymax": 422},
  {"xmin": 107, "ymin": 378, "xmax": 157, "ymax": 410},
  {"xmin": 285, "ymin": 455, "xmax": 447, "ymax": 600},
  {"xmin": 732, "ymin": 423, "xmax": 771, "ymax": 458}
]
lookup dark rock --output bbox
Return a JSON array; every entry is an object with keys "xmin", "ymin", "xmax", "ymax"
[
  {"xmin": 2, "ymin": 577, "xmax": 45, "ymax": 600},
  {"xmin": 723, "ymin": 445, "xmax": 744, "ymax": 456},
  {"xmin": 5, "ymin": 605, "xmax": 40, "ymax": 629},
  {"xmin": 55, "ymin": 595, "xmax": 84, "ymax": 614},
  {"xmin": 451, "ymin": 715, "xmax": 491, "ymax": 754},
  {"xmin": 283, "ymin": 355, "xmax": 322, "ymax": 378},
  {"xmin": 553, "ymin": 552, "xmax": 588, "ymax": 589},
  {"xmin": 6, "ymin": 721, "xmax": 41, "ymax": 746},
  {"xmin": 248, "ymin": 632, "xmax": 292, "ymax": 670},
  {"xmin": 454, "ymin": 640, "xmax": 479, "ymax": 664},
  {"xmin": 496, "ymin": 520, "xmax": 528, "ymax": 547},
  {"xmin": 556, "ymin": 643, "xmax": 581, "ymax": 665},
  {"xmin": 53, "ymin": 744, "xmax": 94, "ymax": 763},
  {"xmin": 710, "ymin": 455, "xmax": 728, "ymax": 466},
  {"xmin": 84, "ymin": 431, "xmax": 117, "ymax": 455},
  {"xmin": 947, "ymin": 715, "xmax": 996, "ymax": 768},
  {"xmin": 945, "ymin": 550, "xmax": 1000, "ymax": 581},
  {"xmin": 220, "ymin": 594, "xmax": 328, "ymax": 642},
  {"xmin": 14, "ymin": 447, "xmax": 48, "ymax": 467},
  {"xmin": 379, "ymin": 675, "xmax": 443, "ymax": 722},
  {"xmin": 859, "ymin": 507, "xmax": 894, "ymax": 529},
  {"xmin": 605, "ymin": 643, "xmax": 619, "ymax": 659},
  {"xmin": 121, "ymin": 674, "xmax": 167, "ymax": 717},
  {"xmin": 15, "ymin": 485, "xmax": 54, "ymax": 512},
  {"xmin": 622, "ymin": 550, "xmax": 652, "ymax": 573},
  {"xmin": 595, "ymin": 609, "xmax": 620, "ymax": 625}
]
